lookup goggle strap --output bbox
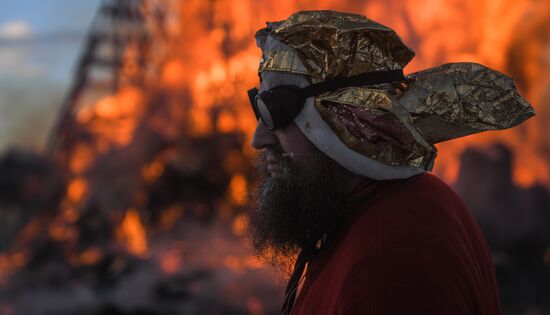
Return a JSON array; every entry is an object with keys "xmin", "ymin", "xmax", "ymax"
[{"xmin": 300, "ymin": 69, "xmax": 405, "ymax": 98}]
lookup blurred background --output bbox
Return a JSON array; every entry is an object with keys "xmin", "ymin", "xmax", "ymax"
[{"xmin": 0, "ymin": 0, "xmax": 549, "ymax": 314}]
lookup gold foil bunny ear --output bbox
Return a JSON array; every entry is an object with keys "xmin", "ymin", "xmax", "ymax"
[
  {"xmin": 400, "ymin": 62, "xmax": 535, "ymax": 144},
  {"xmin": 313, "ymin": 62, "xmax": 535, "ymax": 169}
]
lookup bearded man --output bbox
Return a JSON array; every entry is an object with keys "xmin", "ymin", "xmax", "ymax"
[{"xmin": 246, "ymin": 10, "xmax": 535, "ymax": 315}]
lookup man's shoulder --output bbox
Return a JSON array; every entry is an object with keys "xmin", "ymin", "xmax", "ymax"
[
  {"xmin": 303, "ymin": 174, "xmax": 498, "ymax": 315},
  {"xmin": 340, "ymin": 172, "xmax": 480, "ymax": 265},
  {"xmin": 377, "ymin": 172, "xmax": 463, "ymax": 206},
  {"xmin": 367, "ymin": 172, "xmax": 468, "ymax": 222},
  {"xmin": 327, "ymin": 173, "xmax": 491, "ymax": 307}
]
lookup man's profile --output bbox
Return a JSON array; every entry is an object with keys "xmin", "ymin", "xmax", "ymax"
[{"xmin": 245, "ymin": 10, "xmax": 535, "ymax": 315}]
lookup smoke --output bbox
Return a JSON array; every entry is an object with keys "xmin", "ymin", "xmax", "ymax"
[
  {"xmin": 4, "ymin": 219, "xmax": 284, "ymax": 315},
  {"xmin": 0, "ymin": 78, "xmax": 64, "ymax": 152}
]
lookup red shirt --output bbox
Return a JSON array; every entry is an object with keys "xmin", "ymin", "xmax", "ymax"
[{"xmin": 290, "ymin": 173, "xmax": 501, "ymax": 315}]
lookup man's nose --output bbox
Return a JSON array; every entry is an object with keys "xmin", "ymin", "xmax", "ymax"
[{"xmin": 251, "ymin": 120, "xmax": 278, "ymax": 150}]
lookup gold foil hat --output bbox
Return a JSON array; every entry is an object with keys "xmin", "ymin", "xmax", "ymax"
[
  {"xmin": 256, "ymin": 10, "xmax": 415, "ymax": 83},
  {"xmin": 254, "ymin": 10, "xmax": 535, "ymax": 177}
]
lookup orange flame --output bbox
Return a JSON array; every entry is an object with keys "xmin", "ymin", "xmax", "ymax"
[
  {"xmin": 142, "ymin": 160, "xmax": 165, "ymax": 182},
  {"xmin": 179, "ymin": 0, "xmax": 550, "ymax": 187},
  {"xmin": 78, "ymin": 247, "xmax": 104, "ymax": 266},
  {"xmin": 67, "ymin": 178, "xmax": 87, "ymax": 203},
  {"xmin": 117, "ymin": 209, "xmax": 148, "ymax": 257},
  {"xmin": 228, "ymin": 174, "xmax": 248, "ymax": 205},
  {"xmin": 48, "ymin": 224, "xmax": 78, "ymax": 242},
  {"xmin": 232, "ymin": 213, "xmax": 248, "ymax": 236},
  {"xmin": 69, "ymin": 143, "xmax": 95, "ymax": 174},
  {"xmin": 364, "ymin": 0, "xmax": 548, "ymax": 187}
]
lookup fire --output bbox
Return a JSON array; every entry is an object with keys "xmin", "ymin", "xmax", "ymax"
[
  {"xmin": 19, "ymin": 0, "xmax": 550, "ymax": 273},
  {"xmin": 44, "ymin": 0, "xmax": 548, "ymax": 287},
  {"xmin": 159, "ymin": 247, "xmax": 183, "ymax": 274},
  {"xmin": 190, "ymin": 107, "xmax": 213, "ymax": 135},
  {"xmin": 161, "ymin": 59, "xmax": 187, "ymax": 88},
  {"xmin": 368, "ymin": 0, "xmax": 547, "ymax": 187},
  {"xmin": 223, "ymin": 254, "xmax": 243, "ymax": 272},
  {"xmin": 159, "ymin": 205, "xmax": 185, "ymax": 230},
  {"xmin": 78, "ymin": 247, "xmax": 104, "ymax": 266},
  {"xmin": 8, "ymin": 0, "xmax": 546, "ymax": 307},
  {"xmin": 0, "ymin": 251, "xmax": 29, "ymax": 280},
  {"xmin": 82, "ymin": 87, "xmax": 145, "ymax": 148},
  {"xmin": 228, "ymin": 174, "xmax": 248, "ymax": 205},
  {"xmin": 232, "ymin": 213, "xmax": 249, "ymax": 236},
  {"xmin": 117, "ymin": 209, "xmax": 148, "ymax": 257},
  {"xmin": 48, "ymin": 223, "xmax": 78, "ymax": 242},
  {"xmin": 217, "ymin": 109, "xmax": 238, "ymax": 133},
  {"xmin": 69, "ymin": 143, "xmax": 95, "ymax": 174},
  {"xmin": 67, "ymin": 178, "xmax": 87, "ymax": 203},
  {"xmin": 246, "ymin": 297, "xmax": 264, "ymax": 315},
  {"xmin": 12, "ymin": 219, "xmax": 41, "ymax": 246},
  {"xmin": 142, "ymin": 160, "xmax": 165, "ymax": 182},
  {"xmin": 150, "ymin": 0, "xmax": 548, "ymax": 188},
  {"xmin": 3, "ymin": 1, "xmax": 547, "ymax": 313}
]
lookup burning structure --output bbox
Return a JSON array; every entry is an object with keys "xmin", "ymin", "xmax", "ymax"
[
  {"xmin": 0, "ymin": 0, "xmax": 549, "ymax": 314},
  {"xmin": 1, "ymin": 1, "xmax": 280, "ymax": 314}
]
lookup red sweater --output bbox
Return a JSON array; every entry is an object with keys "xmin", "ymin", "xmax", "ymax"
[{"xmin": 289, "ymin": 173, "xmax": 501, "ymax": 315}]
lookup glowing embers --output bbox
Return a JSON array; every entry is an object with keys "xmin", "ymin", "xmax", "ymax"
[
  {"xmin": 117, "ymin": 209, "xmax": 148, "ymax": 257},
  {"xmin": 0, "ymin": 251, "xmax": 29, "ymax": 280}
]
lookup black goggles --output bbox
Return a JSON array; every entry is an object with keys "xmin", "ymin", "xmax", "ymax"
[{"xmin": 247, "ymin": 69, "xmax": 405, "ymax": 130}]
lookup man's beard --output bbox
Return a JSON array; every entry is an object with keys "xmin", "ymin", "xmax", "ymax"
[{"xmin": 247, "ymin": 149, "xmax": 346, "ymax": 267}]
